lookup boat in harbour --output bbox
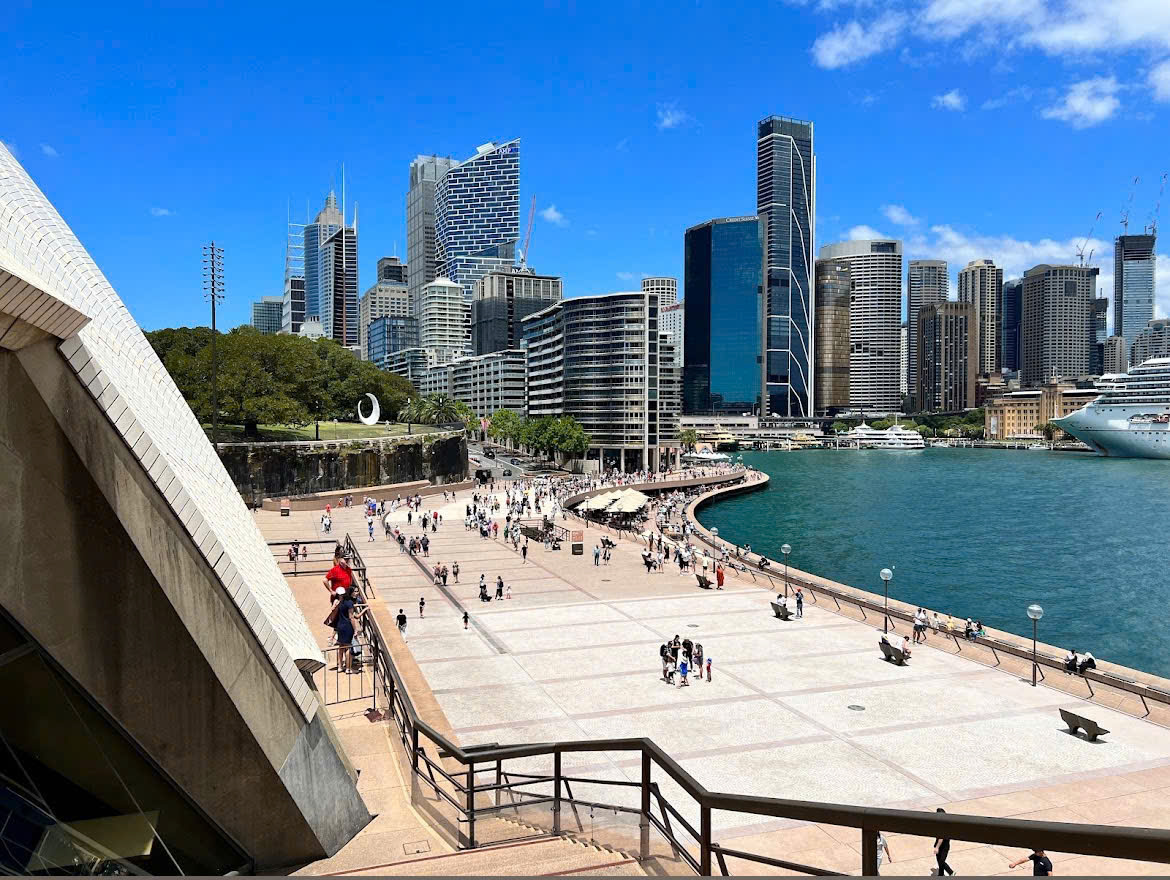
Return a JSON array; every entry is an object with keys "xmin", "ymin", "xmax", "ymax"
[
  {"xmin": 1053, "ymin": 357, "xmax": 1170, "ymax": 459},
  {"xmin": 844, "ymin": 423, "xmax": 926, "ymax": 450}
]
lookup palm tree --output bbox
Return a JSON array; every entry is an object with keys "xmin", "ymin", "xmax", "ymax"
[
  {"xmin": 679, "ymin": 428, "xmax": 698, "ymax": 452},
  {"xmin": 420, "ymin": 394, "xmax": 461, "ymax": 426},
  {"xmin": 398, "ymin": 398, "xmax": 423, "ymax": 434}
]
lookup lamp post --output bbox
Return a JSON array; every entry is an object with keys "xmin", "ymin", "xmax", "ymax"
[
  {"xmin": 781, "ymin": 544, "xmax": 791, "ymax": 598},
  {"xmin": 1027, "ymin": 603, "xmax": 1044, "ymax": 686},
  {"xmin": 880, "ymin": 568, "xmax": 893, "ymax": 634}
]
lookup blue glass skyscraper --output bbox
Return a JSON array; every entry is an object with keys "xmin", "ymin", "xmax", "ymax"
[
  {"xmin": 683, "ymin": 217, "xmax": 762, "ymax": 414},
  {"xmin": 757, "ymin": 116, "xmax": 815, "ymax": 417},
  {"xmin": 436, "ymin": 140, "xmax": 520, "ymax": 301},
  {"xmin": 303, "ymin": 192, "xmax": 342, "ymax": 320}
]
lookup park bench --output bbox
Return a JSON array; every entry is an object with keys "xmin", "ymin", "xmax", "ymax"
[
  {"xmin": 770, "ymin": 601, "xmax": 793, "ymax": 621},
  {"xmin": 879, "ymin": 639, "xmax": 907, "ymax": 665},
  {"xmin": 1060, "ymin": 708, "xmax": 1110, "ymax": 742},
  {"xmin": 696, "ymin": 574, "xmax": 713, "ymax": 590}
]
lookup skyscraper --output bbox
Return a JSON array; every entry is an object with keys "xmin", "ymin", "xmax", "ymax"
[
  {"xmin": 819, "ymin": 239, "xmax": 903, "ymax": 411},
  {"xmin": 319, "ymin": 225, "xmax": 358, "ymax": 349},
  {"xmin": 251, "ymin": 296, "xmax": 284, "ymax": 335},
  {"xmin": 471, "ymin": 267, "xmax": 562, "ymax": 355},
  {"xmin": 407, "ymin": 155, "xmax": 458, "ymax": 318},
  {"xmin": 906, "ymin": 260, "xmax": 948, "ymax": 399},
  {"xmin": 683, "ymin": 217, "xmax": 762, "ymax": 415},
  {"xmin": 661, "ymin": 302, "xmax": 684, "ymax": 367},
  {"xmin": 1000, "ymin": 279, "xmax": 1023, "ymax": 373},
  {"xmin": 813, "ymin": 258, "xmax": 850, "ymax": 412},
  {"xmin": 917, "ymin": 302, "xmax": 977, "ymax": 412},
  {"xmin": 359, "ymin": 274, "xmax": 410, "ymax": 360},
  {"xmin": 303, "ymin": 192, "xmax": 342, "ymax": 320},
  {"xmin": 757, "ymin": 116, "xmax": 815, "ymax": 417},
  {"xmin": 377, "ymin": 256, "xmax": 408, "ymax": 284},
  {"xmin": 419, "ymin": 277, "xmax": 471, "ymax": 364},
  {"xmin": 281, "ymin": 213, "xmax": 305, "ymax": 334},
  {"xmin": 1114, "ymin": 233, "xmax": 1156, "ymax": 352},
  {"xmin": 1091, "ymin": 295, "xmax": 1109, "ymax": 375},
  {"xmin": 435, "ymin": 140, "xmax": 521, "ymax": 302},
  {"xmin": 1131, "ymin": 318, "xmax": 1170, "ymax": 366},
  {"xmin": 1021, "ymin": 264, "xmax": 1098, "ymax": 386},
  {"xmin": 642, "ymin": 277, "xmax": 678, "ymax": 310},
  {"xmin": 958, "ymin": 258, "xmax": 1003, "ymax": 377}
]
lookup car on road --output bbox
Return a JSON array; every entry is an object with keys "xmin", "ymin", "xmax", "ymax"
[
  {"xmin": 502, "ymin": 469, "xmax": 513, "ymax": 476},
  {"xmin": 510, "ymin": 458, "xmax": 522, "ymax": 465},
  {"xmin": 483, "ymin": 449, "xmax": 495, "ymax": 459}
]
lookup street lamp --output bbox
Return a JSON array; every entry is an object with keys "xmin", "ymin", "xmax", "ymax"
[
  {"xmin": 781, "ymin": 543, "xmax": 792, "ymax": 598},
  {"xmin": 1027, "ymin": 603, "xmax": 1044, "ymax": 687},
  {"xmin": 880, "ymin": 568, "xmax": 893, "ymax": 634}
]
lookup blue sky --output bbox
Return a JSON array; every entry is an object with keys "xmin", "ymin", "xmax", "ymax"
[{"xmin": 3, "ymin": 0, "xmax": 1169, "ymax": 331}]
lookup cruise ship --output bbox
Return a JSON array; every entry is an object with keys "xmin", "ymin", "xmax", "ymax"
[
  {"xmin": 844, "ymin": 423, "xmax": 926, "ymax": 450},
  {"xmin": 1054, "ymin": 357, "xmax": 1170, "ymax": 459}
]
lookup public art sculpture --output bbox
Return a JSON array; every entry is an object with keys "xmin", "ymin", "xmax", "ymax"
[{"xmin": 357, "ymin": 392, "xmax": 380, "ymax": 426}]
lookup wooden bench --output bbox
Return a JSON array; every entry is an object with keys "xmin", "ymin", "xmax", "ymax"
[
  {"xmin": 879, "ymin": 639, "xmax": 907, "ymax": 665},
  {"xmin": 1060, "ymin": 708, "xmax": 1110, "ymax": 741},
  {"xmin": 696, "ymin": 574, "xmax": 713, "ymax": 590},
  {"xmin": 770, "ymin": 601, "xmax": 792, "ymax": 621}
]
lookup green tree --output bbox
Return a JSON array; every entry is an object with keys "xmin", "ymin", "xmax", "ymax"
[
  {"xmin": 915, "ymin": 424, "xmax": 935, "ymax": 438},
  {"xmin": 831, "ymin": 420, "xmax": 850, "ymax": 434},
  {"xmin": 419, "ymin": 394, "xmax": 461, "ymax": 425},
  {"xmin": 1036, "ymin": 421, "xmax": 1059, "ymax": 441},
  {"xmin": 488, "ymin": 409, "xmax": 522, "ymax": 447},
  {"xmin": 871, "ymin": 418, "xmax": 893, "ymax": 430},
  {"xmin": 678, "ymin": 428, "xmax": 698, "ymax": 451}
]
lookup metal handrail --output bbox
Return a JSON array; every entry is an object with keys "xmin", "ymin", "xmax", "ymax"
[{"xmin": 359, "ymin": 595, "xmax": 1170, "ymax": 876}]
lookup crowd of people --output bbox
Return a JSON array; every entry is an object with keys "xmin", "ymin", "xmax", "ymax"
[{"xmin": 659, "ymin": 635, "xmax": 711, "ymax": 685}]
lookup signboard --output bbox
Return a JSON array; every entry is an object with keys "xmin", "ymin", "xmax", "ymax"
[{"xmin": 570, "ymin": 530, "xmax": 584, "ymax": 542}]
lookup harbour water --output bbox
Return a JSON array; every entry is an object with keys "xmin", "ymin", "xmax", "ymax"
[{"xmin": 698, "ymin": 448, "xmax": 1170, "ymax": 677}]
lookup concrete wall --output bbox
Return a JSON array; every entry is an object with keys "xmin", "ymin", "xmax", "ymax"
[
  {"xmin": 0, "ymin": 345, "xmax": 369, "ymax": 868},
  {"xmin": 217, "ymin": 432, "xmax": 469, "ymax": 504}
]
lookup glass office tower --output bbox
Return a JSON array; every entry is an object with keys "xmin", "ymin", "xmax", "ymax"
[
  {"xmin": 1114, "ymin": 233, "xmax": 1156, "ymax": 353},
  {"xmin": 303, "ymin": 192, "xmax": 342, "ymax": 320},
  {"xmin": 757, "ymin": 116, "xmax": 815, "ymax": 417},
  {"xmin": 683, "ymin": 217, "xmax": 762, "ymax": 414}
]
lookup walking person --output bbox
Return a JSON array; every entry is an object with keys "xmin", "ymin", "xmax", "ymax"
[
  {"xmin": 795, "ymin": 588, "xmax": 804, "ymax": 618},
  {"xmin": 593, "ymin": 544, "xmax": 601, "ymax": 566},
  {"xmin": 452, "ymin": 561, "xmax": 460, "ymax": 583},
  {"xmin": 1008, "ymin": 849, "xmax": 1053, "ymax": 875},
  {"xmin": 463, "ymin": 611, "xmax": 469, "ymax": 630},
  {"xmin": 521, "ymin": 542, "xmax": 528, "ymax": 564},
  {"xmin": 933, "ymin": 808, "xmax": 955, "ymax": 876},
  {"xmin": 875, "ymin": 832, "xmax": 893, "ymax": 875},
  {"xmin": 505, "ymin": 583, "xmax": 512, "ymax": 600},
  {"xmin": 705, "ymin": 655, "xmax": 712, "ymax": 682},
  {"xmin": 715, "ymin": 564, "xmax": 724, "ymax": 589},
  {"xmin": 495, "ymin": 576, "xmax": 504, "ymax": 600},
  {"xmin": 678, "ymin": 655, "xmax": 689, "ymax": 686},
  {"xmin": 396, "ymin": 608, "xmax": 408, "ymax": 638},
  {"xmin": 419, "ymin": 596, "xmax": 426, "ymax": 618}
]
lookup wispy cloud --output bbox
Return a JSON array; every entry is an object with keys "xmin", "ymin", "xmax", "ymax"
[
  {"xmin": 616, "ymin": 271, "xmax": 637, "ymax": 281},
  {"xmin": 615, "ymin": 137, "xmax": 630, "ymax": 151},
  {"xmin": 150, "ymin": 207, "xmax": 175, "ymax": 217},
  {"xmin": 981, "ymin": 86, "xmax": 1034, "ymax": 110},
  {"xmin": 931, "ymin": 89, "xmax": 966, "ymax": 111},
  {"xmin": 585, "ymin": 229, "xmax": 598, "ymax": 238},
  {"xmin": 1041, "ymin": 76, "xmax": 1120, "ymax": 128},
  {"xmin": 655, "ymin": 102, "xmax": 693, "ymax": 130},
  {"xmin": 811, "ymin": 12, "xmax": 905, "ymax": 69},
  {"xmin": 883, "ymin": 204, "xmax": 920, "ymax": 226},
  {"xmin": 40, "ymin": 143, "xmax": 58, "ymax": 158},
  {"xmin": 539, "ymin": 204, "xmax": 568, "ymax": 226},
  {"xmin": 846, "ymin": 224, "xmax": 890, "ymax": 241},
  {"xmin": 1150, "ymin": 60, "xmax": 1170, "ymax": 102}
]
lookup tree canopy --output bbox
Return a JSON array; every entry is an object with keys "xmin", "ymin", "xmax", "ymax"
[
  {"xmin": 147, "ymin": 326, "xmax": 415, "ymax": 431},
  {"xmin": 487, "ymin": 409, "xmax": 590, "ymax": 458}
]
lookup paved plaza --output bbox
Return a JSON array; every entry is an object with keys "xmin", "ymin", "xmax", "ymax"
[{"xmin": 261, "ymin": 483, "xmax": 1170, "ymax": 875}]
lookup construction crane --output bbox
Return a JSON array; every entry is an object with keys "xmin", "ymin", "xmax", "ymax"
[
  {"xmin": 1076, "ymin": 211, "xmax": 1102, "ymax": 266},
  {"xmin": 1148, "ymin": 172, "xmax": 1167, "ymax": 237},
  {"xmin": 518, "ymin": 195, "xmax": 536, "ymax": 271},
  {"xmin": 1120, "ymin": 175, "xmax": 1139, "ymax": 234}
]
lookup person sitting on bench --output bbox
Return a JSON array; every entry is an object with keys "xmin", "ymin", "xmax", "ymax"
[
  {"xmin": 758, "ymin": 555, "xmax": 771, "ymax": 571},
  {"xmin": 1078, "ymin": 651, "xmax": 1096, "ymax": 674},
  {"xmin": 1064, "ymin": 649, "xmax": 1078, "ymax": 674},
  {"xmin": 776, "ymin": 594, "xmax": 789, "ymax": 614},
  {"xmin": 880, "ymin": 633, "xmax": 911, "ymax": 660}
]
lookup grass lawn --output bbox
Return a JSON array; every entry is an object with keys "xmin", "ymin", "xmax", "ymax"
[{"xmin": 202, "ymin": 422, "xmax": 449, "ymax": 442}]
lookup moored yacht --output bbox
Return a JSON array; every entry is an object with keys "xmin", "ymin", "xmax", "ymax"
[{"xmin": 845, "ymin": 422, "xmax": 926, "ymax": 450}]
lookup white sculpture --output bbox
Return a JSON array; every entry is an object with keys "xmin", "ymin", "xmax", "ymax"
[{"xmin": 357, "ymin": 393, "xmax": 380, "ymax": 426}]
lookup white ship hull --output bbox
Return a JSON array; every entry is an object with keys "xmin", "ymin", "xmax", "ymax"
[{"xmin": 1055, "ymin": 405, "xmax": 1170, "ymax": 459}]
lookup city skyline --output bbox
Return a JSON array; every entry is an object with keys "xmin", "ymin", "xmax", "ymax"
[{"xmin": 4, "ymin": 2, "xmax": 1169, "ymax": 334}]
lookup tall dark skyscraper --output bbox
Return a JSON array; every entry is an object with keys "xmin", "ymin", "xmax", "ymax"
[
  {"xmin": 757, "ymin": 116, "xmax": 815, "ymax": 417},
  {"xmin": 1114, "ymin": 233, "xmax": 1156, "ymax": 352},
  {"xmin": 303, "ymin": 192, "xmax": 342, "ymax": 321},
  {"xmin": 683, "ymin": 217, "xmax": 762, "ymax": 414},
  {"xmin": 1000, "ymin": 279, "xmax": 1023, "ymax": 373}
]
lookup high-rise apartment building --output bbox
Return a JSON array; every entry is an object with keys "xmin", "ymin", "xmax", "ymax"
[
  {"xmin": 359, "ymin": 276, "xmax": 410, "ymax": 360},
  {"xmin": 819, "ymin": 239, "xmax": 903, "ymax": 411},
  {"xmin": 436, "ymin": 140, "xmax": 520, "ymax": 302},
  {"xmin": 251, "ymin": 296, "xmax": 284, "ymax": 335},
  {"xmin": 449, "ymin": 350, "xmax": 527, "ymax": 418},
  {"xmin": 377, "ymin": 256, "xmax": 407, "ymax": 284},
  {"xmin": 900, "ymin": 323, "xmax": 908, "ymax": 398},
  {"xmin": 1020, "ymin": 264, "xmax": 1099, "ymax": 386},
  {"xmin": 642, "ymin": 276, "xmax": 678, "ymax": 310},
  {"xmin": 471, "ymin": 267, "xmax": 562, "ymax": 355},
  {"xmin": 1001, "ymin": 279, "xmax": 1023, "ymax": 373},
  {"xmin": 906, "ymin": 260, "xmax": 948, "ymax": 398},
  {"xmin": 523, "ymin": 291, "xmax": 678, "ymax": 471},
  {"xmin": 757, "ymin": 116, "xmax": 815, "ymax": 417},
  {"xmin": 319, "ymin": 225, "xmax": 358, "ymax": 348},
  {"xmin": 958, "ymin": 259, "xmax": 1002, "ymax": 377},
  {"xmin": 1114, "ymin": 233, "xmax": 1156, "ymax": 352},
  {"xmin": 1103, "ymin": 334, "xmax": 1128, "ymax": 373},
  {"xmin": 407, "ymin": 156, "xmax": 458, "ymax": 317},
  {"xmin": 917, "ymin": 302, "xmax": 977, "ymax": 412},
  {"xmin": 1131, "ymin": 318, "xmax": 1170, "ymax": 367},
  {"xmin": 813, "ymin": 258, "xmax": 850, "ymax": 412},
  {"xmin": 1090, "ymin": 295, "xmax": 1109, "ymax": 375},
  {"xmin": 281, "ymin": 214, "xmax": 306, "ymax": 334},
  {"xmin": 367, "ymin": 315, "xmax": 419, "ymax": 369},
  {"xmin": 661, "ymin": 302, "xmax": 684, "ymax": 367},
  {"xmin": 419, "ymin": 277, "xmax": 471, "ymax": 364},
  {"xmin": 303, "ymin": 192, "xmax": 342, "ymax": 320},
  {"xmin": 683, "ymin": 217, "xmax": 762, "ymax": 415}
]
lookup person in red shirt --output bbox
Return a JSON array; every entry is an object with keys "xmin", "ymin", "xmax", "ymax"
[
  {"xmin": 715, "ymin": 564, "xmax": 725, "ymax": 590},
  {"xmin": 324, "ymin": 556, "xmax": 353, "ymax": 597}
]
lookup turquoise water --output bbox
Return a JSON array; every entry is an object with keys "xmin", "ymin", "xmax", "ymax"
[{"xmin": 699, "ymin": 448, "xmax": 1170, "ymax": 677}]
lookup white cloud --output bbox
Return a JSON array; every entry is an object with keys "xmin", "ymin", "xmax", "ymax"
[
  {"xmin": 539, "ymin": 204, "xmax": 568, "ymax": 226},
  {"xmin": 811, "ymin": 13, "xmax": 905, "ymax": 68},
  {"xmin": 981, "ymin": 86, "xmax": 1034, "ymax": 110},
  {"xmin": 655, "ymin": 102, "xmax": 693, "ymax": 130},
  {"xmin": 615, "ymin": 137, "xmax": 630, "ymax": 151},
  {"xmin": 931, "ymin": 89, "xmax": 966, "ymax": 111},
  {"xmin": 1150, "ymin": 60, "xmax": 1170, "ymax": 102},
  {"xmin": 1041, "ymin": 76, "xmax": 1120, "ymax": 128},
  {"xmin": 150, "ymin": 207, "xmax": 175, "ymax": 217},
  {"xmin": 585, "ymin": 229, "xmax": 598, "ymax": 238},
  {"xmin": 883, "ymin": 204, "xmax": 920, "ymax": 226},
  {"xmin": 846, "ymin": 224, "xmax": 890, "ymax": 240},
  {"xmin": 616, "ymin": 271, "xmax": 637, "ymax": 281},
  {"xmin": 40, "ymin": 143, "xmax": 59, "ymax": 158}
]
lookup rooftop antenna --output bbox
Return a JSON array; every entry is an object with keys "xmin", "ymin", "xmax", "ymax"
[
  {"xmin": 1121, "ymin": 175, "xmax": 1139, "ymax": 234},
  {"xmin": 1076, "ymin": 211, "xmax": 1102, "ymax": 266}
]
